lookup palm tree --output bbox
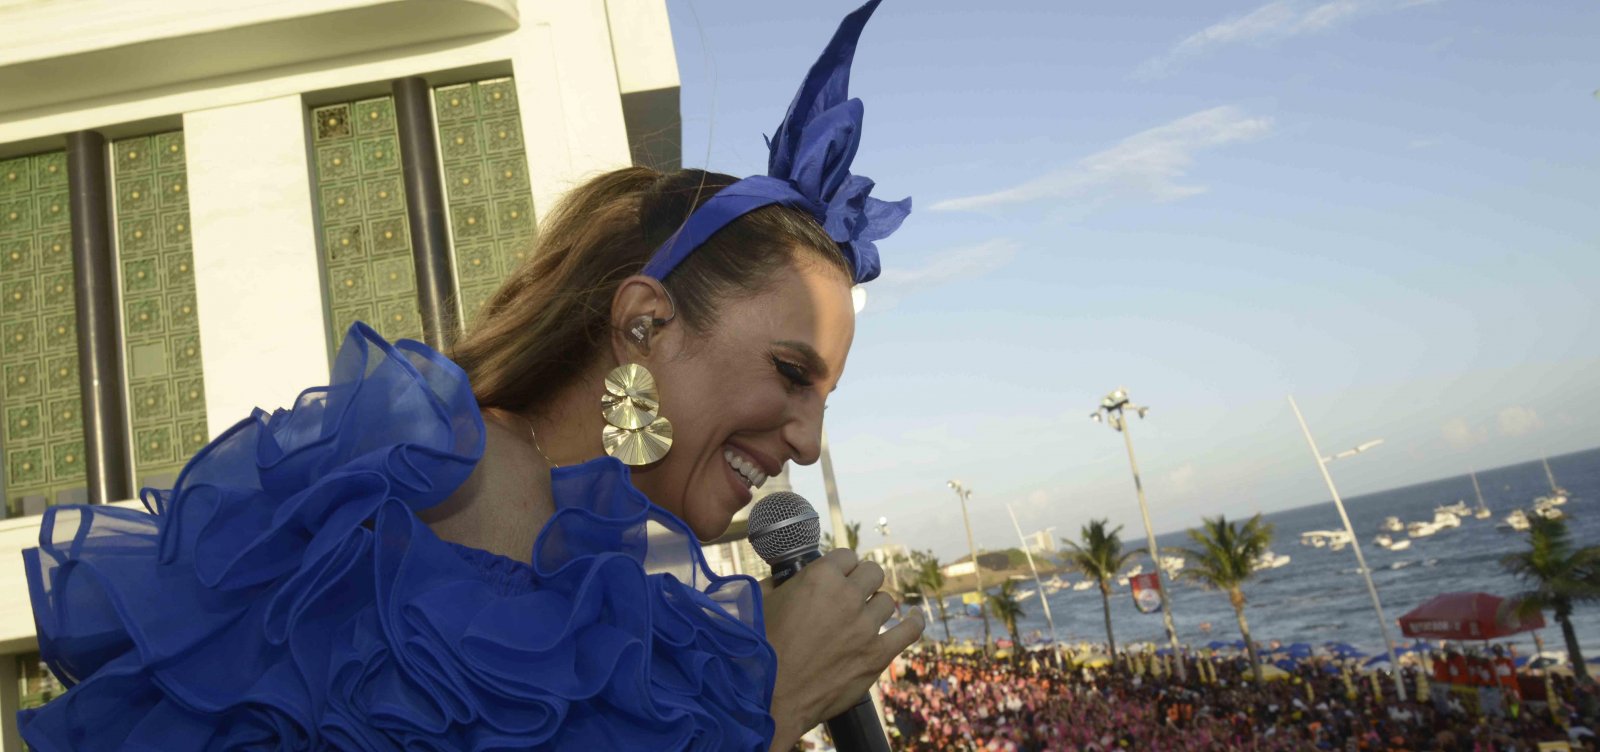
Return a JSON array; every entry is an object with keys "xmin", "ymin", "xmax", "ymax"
[
  {"xmin": 988, "ymin": 579, "xmax": 1026, "ymax": 656},
  {"xmin": 1502, "ymin": 515, "xmax": 1600, "ymax": 682},
  {"xmin": 1060, "ymin": 519, "xmax": 1137, "ymax": 656},
  {"xmin": 914, "ymin": 551, "xmax": 953, "ymax": 643},
  {"xmin": 821, "ymin": 520, "xmax": 862, "ymax": 552},
  {"xmin": 1175, "ymin": 513, "xmax": 1274, "ymax": 683}
]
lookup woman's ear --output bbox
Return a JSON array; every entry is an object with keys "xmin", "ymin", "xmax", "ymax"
[{"xmin": 608, "ymin": 275, "xmax": 676, "ymax": 364}]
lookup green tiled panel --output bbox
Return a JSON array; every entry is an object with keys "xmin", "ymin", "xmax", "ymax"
[
  {"xmin": 0, "ymin": 150, "xmax": 84, "ymax": 518},
  {"xmin": 312, "ymin": 97, "xmax": 423, "ymax": 349},
  {"xmin": 434, "ymin": 77, "xmax": 537, "ymax": 325},
  {"xmin": 113, "ymin": 132, "xmax": 208, "ymax": 490}
]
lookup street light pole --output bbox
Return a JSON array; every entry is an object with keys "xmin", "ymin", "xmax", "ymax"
[
  {"xmin": 1091, "ymin": 388, "xmax": 1185, "ymax": 680},
  {"xmin": 1288, "ymin": 395, "xmax": 1406, "ymax": 701},
  {"xmin": 1006, "ymin": 503, "xmax": 1059, "ymax": 645},
  {"xmin": 819, "ymin": 428, "xmax": 848, "ymax": 547},
  {"xmin": 813, "ymin": 286, "xmax": 873, "ymax": 549},
  {"xmin": 948, "ymin": 480, "xmax": 993, "ymax": 650},
  {"xmin": 874, "ymin": 516, "xmax": 902, "ymax": 599}
]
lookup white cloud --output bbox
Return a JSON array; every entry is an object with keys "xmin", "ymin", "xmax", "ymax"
[
  {"xmin": 866, "ymin": 238, "xmax": 1017, "ymax": 310},
  {"xmin": 1441, "ymin": 417, "xmax": 1488, "ymax": 449},
  {"xmin": 931, "ymin": 107, "xmax": 1271, "ymax": 213},
  {"xmin": 1136, "ymin": 0, "xmax": 1441, "ymax": 79},
  {"xmin": 1496, "ymin": 406, "xmax": 1543, "ymax": 437}
]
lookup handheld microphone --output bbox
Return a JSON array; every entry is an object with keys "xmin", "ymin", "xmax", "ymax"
[{"xmin": 749, "ymin": 492, "xmax": 891, "ymax": 752}]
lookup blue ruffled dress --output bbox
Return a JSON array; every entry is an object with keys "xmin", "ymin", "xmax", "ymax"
[{"xmin": 19, "ymin": 324, "xmax": 778, "ymax": 751}]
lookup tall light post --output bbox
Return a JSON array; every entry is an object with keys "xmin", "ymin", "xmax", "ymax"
[
  {"xmin": 1005, "ymin": 503, "xmax": 1059, "ymax": 645},
  {"xmin": 817, "ymin": 286, "xmax": 871, "ymax": 547},
  {"xmin": 1288, "ymin": 396, "xmax": 1406, "ymax": 701},
  {"xmin": 1090, "ymin": 388, "xmax": 1185, "ymax": 679},
  {"xmin": 874, "ymin": 516, "xmax": 902, "ymax": 598},
  {"xmin": 947, "ymin": 480, "xmax": 992, "ymax": 650}
]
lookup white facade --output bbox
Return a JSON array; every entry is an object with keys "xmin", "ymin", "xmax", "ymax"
[
  {"xmin": 1023, "ymin": 527, "xmax": 1057, "ymax": 556},
  {"xmin": 942, "ymin": 559, "xmax": 977, "ymax": 578},
  {"xmin": 0, "ymin": 2, "xmax": 678, "ymax": 747}
]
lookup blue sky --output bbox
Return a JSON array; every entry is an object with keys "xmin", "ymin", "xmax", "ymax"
[{"xmin": 664, "ymin": 0, "xmax": 1600, "ymax": 562}]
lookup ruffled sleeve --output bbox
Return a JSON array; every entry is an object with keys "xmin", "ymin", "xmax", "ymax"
[{"xmin": 20, "ymin": 322, "xmax": 778, "ymax": 751}]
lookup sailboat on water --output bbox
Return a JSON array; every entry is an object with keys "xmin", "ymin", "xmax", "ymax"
[
  {"xmin": 1532, "ymin": 457, "xmax": 1569, "ymax": 520},
  {"xmin": 1540, "ymin": 457, "xmax": 1569, "ymax": 505},
  {"xmin": 1470, "ymin": 471, "xmax": 1492, "ymax": 520}
]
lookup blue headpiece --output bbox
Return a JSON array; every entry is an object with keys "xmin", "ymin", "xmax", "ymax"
[{"xmin": 640, "ymin": 0, "xmax": 910, "ymax": 285}]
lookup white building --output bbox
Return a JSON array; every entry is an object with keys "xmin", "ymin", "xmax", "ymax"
[
  {"xmin": 942, "ymin": 558, "xmax": 978, "ymax": 579},
  {"xmin": 1023, "ymin": 527, "xmax": 1058, "ymax": 556},
  {"xmin": 0, "ymin": 2, "xmax": 679, "ymax": 746}
]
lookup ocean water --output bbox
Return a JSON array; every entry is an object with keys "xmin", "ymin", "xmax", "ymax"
[{"xmin": 936, "ymin": 448, "xmax": 1600, "ymax": 660}]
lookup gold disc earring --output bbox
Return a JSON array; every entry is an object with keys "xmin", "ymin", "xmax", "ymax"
[{"xmin": 601, "ymin": 363, "xmax": 673, "ymax": 465}]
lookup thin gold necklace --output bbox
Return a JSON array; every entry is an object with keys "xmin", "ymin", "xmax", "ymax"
[{"xmin": 524, "ymin": 416, "xmax": 560, "ymax": 468}]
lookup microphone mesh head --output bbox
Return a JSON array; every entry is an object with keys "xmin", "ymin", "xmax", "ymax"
[{"xmin": 747, "ymin": 491, "xmax": 820, "ymax": 564}]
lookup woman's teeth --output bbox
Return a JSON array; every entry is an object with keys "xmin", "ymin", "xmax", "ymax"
[{"xmin": 723, "ymin": 449, "xmax": 768, "ymax": 489}]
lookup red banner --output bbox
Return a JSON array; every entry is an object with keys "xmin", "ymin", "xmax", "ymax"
[{"xmin": 1130, "ymin": 573, "xmax": 1163, "ymax": 614}]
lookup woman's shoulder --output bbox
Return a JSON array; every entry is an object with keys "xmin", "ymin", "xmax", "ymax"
[{"xmin": 20, "ymin": 323, "xmax": 777, "ymax": 751}]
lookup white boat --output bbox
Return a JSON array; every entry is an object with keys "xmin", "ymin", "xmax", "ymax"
[
  {"xmin": 1501, "ymin": 509, "xmax": 1531, "ymax": 532},
  {"xmin": 1534, "ymin": 500, "xmax": 1565, "ymax": 521},
  {"xmin": 1158, "ymin": 555, "xmax": 1185, "ymax": 577},
  {"xmin": 1408, "ymin": 521, "xmax": 1440, "ymax": 538},
  {"xmin": 1251, "ymin": 551, "xmax": 1291, "ymax": 571},
  {"xmin": 1374, "ymin": 534, "xmax": 1413, "ymax": 551},
  {"xmin": 1541, "ymin": 457, "xmax": 1569, "ymax": 506},
  {"xmin": 1469, "ymin": 471, "xmax": 1493, "ymax": 520},
  {"xmin": 1016, "ymin": 588, "xmax": 1036, "ymax": 601},
  {"xmin": 1381, "ymin": 516, "xmax": 1404, "ymax": 533},
  {"xmin": 1115, "ymin": 564, "xmax": 1143, "ymax": 587},
  {"xmin": 1431, "ymin": 509, "xmax": 1462, "ymax": 529},
  {"xmin": 1300, "ymin": 530, "xmax": 1352, "ymax": 549},
  {"xmin": 1439, "ymin": 501, "xmax": 1472, "ymax": 517},
  {"xmin": 1043, "ymin": 576, "xmax": 1066, "ymax": 595},
  {"xmin": 1072, "ymin": 579, "xmax": 1095, "ymax": 592}
]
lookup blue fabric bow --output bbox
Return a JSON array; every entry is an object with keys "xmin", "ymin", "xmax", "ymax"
[{"xmin": 641, "ymin": 0, "xmax": 909, "ymax": 285}]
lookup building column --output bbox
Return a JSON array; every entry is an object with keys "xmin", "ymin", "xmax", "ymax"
[
  {"xmin": 184, "ymin": 96, "xmax": 329, "ymax": 438},
  {"xmin": 392, "ymin": 77, "xmax": 458, "ymax": 350},
  {"xmin": 66, "ymin": 131, "xmax": 132, "ymax": 505}
]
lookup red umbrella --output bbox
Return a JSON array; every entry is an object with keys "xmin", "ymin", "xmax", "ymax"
[{"xmin": 1398, "ymin": 592, "xmax": 1545, "ymax": 640}]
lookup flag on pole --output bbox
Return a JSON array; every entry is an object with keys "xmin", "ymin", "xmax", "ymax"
[{"xmin": 1130, "ymin": 573, "xmax": 1163, "ymax": 614}]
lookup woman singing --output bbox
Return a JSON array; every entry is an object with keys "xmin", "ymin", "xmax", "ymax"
[{"xmin": 20, "ymin": 1, "xmax": 920, "ymax": 749}]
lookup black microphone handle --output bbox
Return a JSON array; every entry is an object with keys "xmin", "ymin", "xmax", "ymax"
[
  {"xmin": 826, "ymin": 694, "xmax": 892, "ymax": 752},
  {"xmin": 765, "ymin": 547, "xmax": 892, "ymax": 752},
  {"xmin": 768, "ymin": 548, "xmax": 822, "ymax": 585}
]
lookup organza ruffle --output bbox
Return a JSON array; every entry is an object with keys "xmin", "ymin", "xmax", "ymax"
[{"xmin": 20, "ymin": 323, "xmax": 777, "ymax": 751}]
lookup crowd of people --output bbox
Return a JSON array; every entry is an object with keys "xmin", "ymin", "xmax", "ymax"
[{"xmin": 876, "ymin": 645, "xmax": 1598, "ymax": 751}]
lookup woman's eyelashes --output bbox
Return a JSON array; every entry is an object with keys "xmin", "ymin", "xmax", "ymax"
[{"xmin": 770, "ymin": 354, "xmax": 814, "ymax": 389}]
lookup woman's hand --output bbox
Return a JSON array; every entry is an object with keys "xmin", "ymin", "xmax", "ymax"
[{"xmin": 760, "ymin": 548, "xmax": 925, "ymax": 751}]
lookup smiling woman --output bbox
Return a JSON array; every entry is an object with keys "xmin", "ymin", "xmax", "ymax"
[{"xmin": 19, "ymin": 1, "xmax": 921, "ymax": 749}]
